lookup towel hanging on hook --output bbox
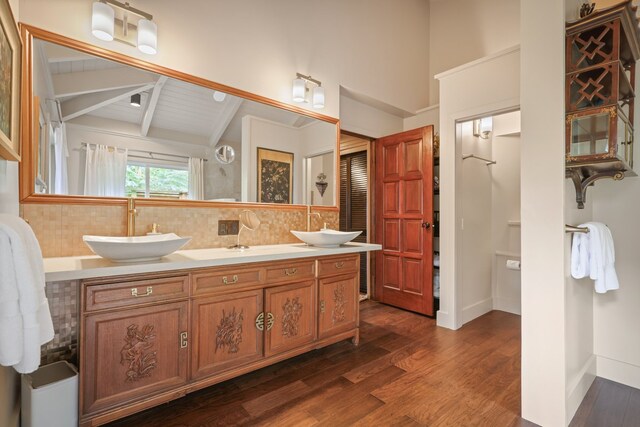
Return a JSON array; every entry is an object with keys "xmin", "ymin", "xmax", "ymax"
[{"xmin": 462, "ymin": 154, "xmax": 496, "ymax": 165}]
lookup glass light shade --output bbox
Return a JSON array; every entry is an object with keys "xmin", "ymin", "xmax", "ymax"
[
  {"xmin": 213, "ymin": 91, "xmax": 226, "ymax": 102},
  {"xmin": 137, "ymin": 19, "xmax": 158, "ymax": 55},
  {"xmin": 292, "ymin": 78, "xmax": 306, "ymax": 102},
  {"xmin": 312, "ymin": 86, "xmax": 325, "ymax": 109},
  {"xmin": 91, "ymin": 2, "xmax": 115, "ymax": 41},
  {"xmin": 480, "ymin": 117, "xmax": 493, "ymax": 134}
]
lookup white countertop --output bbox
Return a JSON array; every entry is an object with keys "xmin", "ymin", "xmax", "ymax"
[{"xmin": 44, "ymin": 242, "xmax": 382, "ymax": 282}]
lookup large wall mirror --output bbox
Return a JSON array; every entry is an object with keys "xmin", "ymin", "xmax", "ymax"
[{"xmin": 20, "ymin": 26, "xmax": 339, "ymax": 208}]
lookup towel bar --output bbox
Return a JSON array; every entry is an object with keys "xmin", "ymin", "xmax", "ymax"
[{"xmin": 565, "ymin": 224, "xmax": 589, "ymax": 234}]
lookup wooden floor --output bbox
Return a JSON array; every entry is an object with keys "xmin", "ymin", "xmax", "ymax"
[
  {"xmin": 570, "ymin": 377, "xmax": 640, "ymax": 427},
  {"xmin": 109, "ymin": 301, "xmax": 528, "ymax": 426}
]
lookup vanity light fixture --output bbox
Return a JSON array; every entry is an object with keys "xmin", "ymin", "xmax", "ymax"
[
  {"xmin": 130, "ymin": 93, "xmax": 141, "ymax": 107},
  {"xmin": 91, "ymin": 0, "xmax": 158, "ymax": 55},
  {"xmin": 473, "ymin": 117, "xmax": 493, "ymax": 139},
  {"xmin": 292, "ymin": 73, "xmax": 324, "ymax": 109}
]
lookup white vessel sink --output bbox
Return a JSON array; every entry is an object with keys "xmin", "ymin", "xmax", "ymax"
[
  {"xmin": 291, "ymin": 229, "xmax": 362, "ymax": 248},
  {"xmin": 83, "ymin": 233, "xmax": 191, "ymax": 262}
]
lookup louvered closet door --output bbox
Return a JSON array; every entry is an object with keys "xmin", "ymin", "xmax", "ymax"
[{"xmin": 340, "ymin": 151, "xmax": 368, "ymax": 293}]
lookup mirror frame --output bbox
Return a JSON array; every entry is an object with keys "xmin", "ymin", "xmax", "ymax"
[{"xmin": 19, "ymin": 24, "xmax": 340, "ymax": 212}]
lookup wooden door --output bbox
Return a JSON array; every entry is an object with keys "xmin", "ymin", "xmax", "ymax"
[
  {"xmin": 318, "ymin": 273, "xmax": 359, "ymax": 339},
  {"xmin": 374, "ymin": 126, "xmax": 434, "ymax": 315},
  {"xmin": 264, "ymin": 280, "xmax": 316, "ymax": 357},
  {"xmin": 82, "ymin": 301, "xmax": 189, "ymax": 416},
  {"xmin": 191, "ymin": 289, "xmax": 264, "ymax": 379}
]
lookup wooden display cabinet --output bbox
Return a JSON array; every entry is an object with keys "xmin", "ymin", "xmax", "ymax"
[{"xmin": 565, "ymin": 0, "xmax": 640, "ymax": 208}]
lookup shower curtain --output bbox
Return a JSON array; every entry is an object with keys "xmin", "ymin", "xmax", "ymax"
[
  {"xmin": 188, "ymin": 157, "xmax": 204, "ymax": 200},
  {"xmin": 52, "ymin": 124, "xmax": 69, "ymax": 194},
  {"xmin": 84, "ymin": 144, "xmax": 128, "ymax": 197}
]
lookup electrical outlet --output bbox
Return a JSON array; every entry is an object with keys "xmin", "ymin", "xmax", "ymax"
[{"xmin": 218, "ymin": 220, "xmax": 240, "ymax": 235}]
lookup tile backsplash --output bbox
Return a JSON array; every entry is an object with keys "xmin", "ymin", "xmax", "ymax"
[{"xmin": 22, "ymin": 203, "xmax": 338, "ymax": 257}]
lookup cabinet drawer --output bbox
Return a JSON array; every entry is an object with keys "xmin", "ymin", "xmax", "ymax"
[
  {"xmin": 84, "ymin": 276, "xmax": 189, "ymax": 312},
  {"xmin": 317, "ymin": 255, "xmax": 359, "ymax": 278},
  {"xmin": 192, "ymin": 266, "xmax": 264, "ymax": 295},
  {"xmin": 265, "ymin": 259, "xmax": 315, "ymax": 284}
]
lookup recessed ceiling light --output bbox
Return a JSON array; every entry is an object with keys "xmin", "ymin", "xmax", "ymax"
[{"xmin": 213, "ymin": 91, "xmax": 227, "ymax": 102}]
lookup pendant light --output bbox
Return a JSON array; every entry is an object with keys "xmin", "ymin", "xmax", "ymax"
[{"xmin": 130, "ymin": 93, "xmax": 141, "ymax": 107}]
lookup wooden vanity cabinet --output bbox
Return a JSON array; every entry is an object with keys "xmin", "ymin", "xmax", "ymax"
[
  {"xmin": 79, "ymin": 254, "xmax": 360, "ymax": 426},
  {"xmin": 191, "ymin": 289, "xmax": 264, "ymax": 379},
  {"xmin": 80, "ymin": 274, "xmax": 190, "ymax": 426}
]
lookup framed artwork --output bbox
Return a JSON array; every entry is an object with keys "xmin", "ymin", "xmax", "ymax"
[
  {"xmin": 0, "ymin": 0, "xmax": 21, "ymax": 161},
  {"xmin": 257, "ymin": 147, "xmax": 294, "ymax": 203}
]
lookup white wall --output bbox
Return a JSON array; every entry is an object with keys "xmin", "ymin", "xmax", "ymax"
[
  {"xmin": 428, "ymin": 0, "xmax": 520, "ymax": 105},
  {"xmin": 459, "ymin": 120, "xmax": 494, "ymax": 322},
  {"xmin": 491, "ymin": 111, "xmax": 521, "ymax": 315},
  {"xmin": 0, "ymin": 0, "xmax": 22, "ymax": 424},
  {"xmin": 591, "ymin": 167, "xmax": 640, "ymax": 389},
  {"xmin": 339, "ymin": 95, "xmax": 404, "ymax": 138},
  {"xmin": 520, "ymin": 0, "xmax": 568, "ymax": 425},
  {"xmin": 403, "ymin": 105, "xmax": 440, "ymax": 133},
  {"xmin": 242, "ymin": 116, "xmax": 335, "ymax": 204},
  {"xmin": 435, "ymin": 46, "xmax": 520, "ymax": 331},
  {"xmin": 18, "ymin": 0, "xmax": 431, "ymax": 118}
]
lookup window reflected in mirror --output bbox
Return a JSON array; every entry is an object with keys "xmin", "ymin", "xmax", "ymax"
[{"xmin": 30, "ymin": 38, "xmax": 337, "ymax": 206}]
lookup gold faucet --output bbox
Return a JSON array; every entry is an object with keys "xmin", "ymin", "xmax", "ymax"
[
  {"xmin": 306, "ymin": 205, "xmax": 321, "ymax": 232},
  {"xmin": 127, "ymin": 198, "xmax": 137, "ymax": 236}
]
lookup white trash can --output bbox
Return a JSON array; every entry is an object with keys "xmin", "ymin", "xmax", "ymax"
[{"xmin": 21, "ymin": 360, "xmax": 78, "ymax": 427}]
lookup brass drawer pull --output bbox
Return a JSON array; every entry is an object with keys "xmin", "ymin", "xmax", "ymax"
[
  {"xmin": 266, "ymin": 312, "xmax": 274, "ymax": 331},
  {"xmin": 180, "ymin": 331, "xmax": 188, "ymax": 348},
  {"xmin": 223, "ymin": 275, "xmax": 239, "ymax": 285},
  {"xmin": 131, "ymin": 286, "xmax": 153, "ymax": 297},
  {"xmin": 255, "ymin": 312, "xmax": 264, "ymax": 331},
  {"xmin": 335, "ymin": 261, "xmax": 345, "ymax": 269},
  {"xmin": 284, "ymin": 268, "xmax": 297, "ymax": 276}
]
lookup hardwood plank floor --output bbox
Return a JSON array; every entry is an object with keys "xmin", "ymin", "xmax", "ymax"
[
  {"xmin": 108, "ymin": 301, "xmax": 526, "ymax": 426},
  {"xmin": 570, "ymin": 377, "xmax": 640, "ymax": 427}
]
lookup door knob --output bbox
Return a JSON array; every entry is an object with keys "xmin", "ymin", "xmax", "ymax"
[{"xmin": 422, "ymin": 222, "xmax": 431, "ymax": 229}]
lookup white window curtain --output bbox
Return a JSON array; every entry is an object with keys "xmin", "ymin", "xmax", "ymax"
[
  {"xmin": 51, "ymin": 123, "xmax": 69, "ymax": 194},
  {"xmin": 188, "ymin": 157, "xmax": 205, "ymax": 200},
  {"xmin": 83, "ymin": 144, "xmax": 128, "ymax": 197}
]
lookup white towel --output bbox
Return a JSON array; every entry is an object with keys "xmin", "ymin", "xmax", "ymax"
[
  {"xmin": 0, "ymin": 214, "xmax": 54, "ymax": 373},
  {"xmin": 570, "ymin": 222, "xmax": 619, "ymax": 294}
]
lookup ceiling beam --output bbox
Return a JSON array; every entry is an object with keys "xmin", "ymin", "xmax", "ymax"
[
  {"xmin": 61, "ymin": 84, "xmax": 155, "ymax": 121},
  {"xmin": 53, "ymin": 68, "xmax": 157, "ymax": 98},
  {"xmin": 140, "ymin": 76, "xmax": 168, "ymax": 137},
  {"xmin": 43, "ymin": 43, "xmax": 95, "ymax": 63},
  {"xmin": 208, "ymin": 96, "xmax": 244, "ymax": 147}
]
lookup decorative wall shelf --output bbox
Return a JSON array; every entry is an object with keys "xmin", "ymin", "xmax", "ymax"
[{"xmin": 565, "ymin": 0, "xmax": 640, "ymax": 208}]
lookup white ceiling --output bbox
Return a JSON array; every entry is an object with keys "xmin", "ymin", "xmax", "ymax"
[{"xmin": 38, "ymin": 40, "xmax": 315, "ymax": 147}]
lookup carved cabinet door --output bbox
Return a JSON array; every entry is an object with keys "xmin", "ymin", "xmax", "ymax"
[
  {"xmin": 318, "ymin": 273, "xmax": 358, "ymax": 339},
  {"xmin": 81, "ymin": 301, "xmax": 188, "ymax": 416},
  {"xmin": 191, "ymin": 289, "xmax": 264, "ymax": 379},
  {"xmin": 264, "ymin": 280, "xmax": 317, "ymax": 357}
]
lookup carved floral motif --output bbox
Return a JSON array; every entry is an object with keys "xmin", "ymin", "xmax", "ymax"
[
  {"xmin": 332, "ymin": 283, "xmax": 347, "ymax": 324},
  {"xmin": 215, "ymin": 307, "xmax": 244, "ymax": 354},
  {"xmin": 282, "ymin": 297, "xmax": 303, "ymax": 337},
  {"xmin": 121, "ymin": 324, "xmax": 157, "ymax": 382}
]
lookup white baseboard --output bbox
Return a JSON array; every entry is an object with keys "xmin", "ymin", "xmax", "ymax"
[
  {"xmin": 462, "ymin": 297, "xmax": 493, "ymax": 325},
  {"xmin": 493, "ymin": 297, "xmax": 521, "ymax": 315},
  {"xmin": 566, "ymin": 355, "xmax": 596, "ymax": 425},
  {"xmin": 597, "ymin": 355, "xmax": 640, "ymax": 389},
  {"xmin": 436, "ymin": 309, "xmax": 458, "ymax": 330}
]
